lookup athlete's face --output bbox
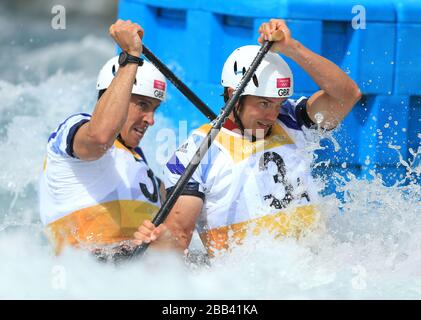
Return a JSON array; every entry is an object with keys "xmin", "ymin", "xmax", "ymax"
[
  {"xmin": 120, "ymin": 94, "xmax": 160, "ymax": 148},
  {"xmin": 238, "ymin": 95, "xmax": 286, "ymax": 139}
]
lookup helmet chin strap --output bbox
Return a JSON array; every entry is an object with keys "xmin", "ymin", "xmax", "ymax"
[
  {"xmin": 233, "ymin": 104, "xmax": 272, "ymax": 142},
  {"xmin": 233, "ymin": 105, "xmax": 246, "ymax": 134}
]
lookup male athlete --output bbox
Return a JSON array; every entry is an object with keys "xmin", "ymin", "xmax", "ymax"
[
  {"xmin": 135, "ymin": 19, "xmax": 361, "ymax": 256},
  {"xmin": 39, "ymin": 20, "xmax": 171, "ymax": 257}
]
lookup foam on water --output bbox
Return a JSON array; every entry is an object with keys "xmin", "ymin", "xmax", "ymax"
[{"xmin": 0, "ymin": 2, "xmax": 420, "ymax": 299}]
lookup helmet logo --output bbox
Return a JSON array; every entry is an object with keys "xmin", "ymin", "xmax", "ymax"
[
  {"xmin": 154, "ymin": 90, "xmax": 164, "ymax": 99},
  {"xmin": 278, "ymin": 88, "xmax": 290, "ymax": 97},
  {"xmin": 276, "ymin": 78, "xmax": 290, "ymax": 88},
  {"xmin": 233, "ymin": 66, "xmax": 247, "ymax": 77},
  {"xmin": 277, "ymin": 78, "xmax": 291, "ymax": 96},
  {"xmin": 154, "ymin": 80, "xmax": 166, "ymax": 91},
  {"xmin": 252, "ymin": 74, "xmax": 259, "ymax": 87},
  {"xmin": 232, "ymin": 60, "xmax": 259, "ymax": 87}
]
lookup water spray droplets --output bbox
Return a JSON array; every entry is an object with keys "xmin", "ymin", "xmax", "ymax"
[
  {"xmin": 314, "ymin": 112, "xmax": 324, "ymax": 125},
  {"xmin": 364, "ymin": 156, "xmax": 371, "ymax": 166}
]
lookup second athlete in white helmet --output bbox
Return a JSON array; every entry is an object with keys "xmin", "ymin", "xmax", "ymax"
[{"xmin": 136, "ymin": 19, "xmax": 362, "ymax": 257}]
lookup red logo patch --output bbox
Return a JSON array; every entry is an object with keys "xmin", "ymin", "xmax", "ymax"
[
  {"xmin": 154, "ymin": 80, "xmax": 166, "ymax": 90},
  {"xmin": 277, "ymin": 78, "xmax": 290, "ymax": 88}
]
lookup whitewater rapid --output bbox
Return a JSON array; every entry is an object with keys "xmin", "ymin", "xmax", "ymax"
[{"xmin": 0, "ymin": 1, "xmax": 420, "ymax": 299}]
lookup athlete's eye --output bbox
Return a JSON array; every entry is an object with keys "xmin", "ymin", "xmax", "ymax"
[
  {"xmin": 137, "ymin": 102, "xmax": 148, "ymax": 110},
  {"xmin": 260, "ymin": 101, "xmax": 270, "ymax": 109}
]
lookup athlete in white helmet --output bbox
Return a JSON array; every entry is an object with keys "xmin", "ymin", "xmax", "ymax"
[
  {"xmin": 135, "ymin": 19, "xmax": 362, "ymax": 256},
  {"xmin": 39, "ymin": 20, "xmax": 172, "ymax": 258}
]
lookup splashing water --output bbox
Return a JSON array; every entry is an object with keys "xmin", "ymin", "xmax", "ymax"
[{"xmin": 0, "ymin": 2, "xmax": 420, "ymax": 299}]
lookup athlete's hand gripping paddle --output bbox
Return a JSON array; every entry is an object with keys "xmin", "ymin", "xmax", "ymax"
[{"xmin": 128, "ymin": 35, "xmax": 284, "ymax": 261}]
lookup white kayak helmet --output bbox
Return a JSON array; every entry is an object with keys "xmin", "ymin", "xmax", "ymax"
[
  {"xmin": 96, "ymin": 56, "xmax": 167, "ymax": 101},
  {"xmin": 221, "ymin": 45, "xmax": 293, "ymax": 98}
]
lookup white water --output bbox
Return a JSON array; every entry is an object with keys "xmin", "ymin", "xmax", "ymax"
[{"xmin": 0, "ymin": 2, "xmax": 420, "ymax": 299}]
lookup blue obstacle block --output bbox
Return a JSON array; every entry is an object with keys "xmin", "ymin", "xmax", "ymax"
[
  {"xmin": 354, "ymin": 23, "xmax": 395, "ymax": 95},
  {"xmin": 118, "ymin": 0, "xmax": 396, "ymax": 94},
  {"xmin": 314, "ymin": 95, "xmax": 381, "ymax": 168},
  {"xmin": 321, "ymin": 20, "xmax": 395, "ymax": 95},
  {"xmin": 120, "ymin": 0, "xmax": 201, "ymax": 10},
  {"xmin": 311, "ymin": 92, "xmax": 418, "ymax": 189},
  {"xmin": 201, "ymin": 0, "xmax": 395, "ymax": 21},
  {"xmin": 116, "ymin": 0, "xmax": 417, "ymax": 188},
  {"xmin": 394, "ymin": 0, "xmax": 421, "ymax": 95},
  {"xmin": 187, "ymin": 81, "xmax": 224, "ymax": 115},
  {"xmin": 273, "ymin": 18, "xmax": 322, "ymax": 94},
  {"xmin": 407, "ymin": 96, "xmax": 421, "ymax": 154},
  {"xmin": 202, "ymin": 0, "xmax": 396, "ymax": 95},
  {"xmin": 118, "ymin": 0, "xmax": 197, "ymax": 84},
  {"xmin": 372, "ymin": 165, "xmax": 408, "ymax": 186},
  {"xmin": 199, "ymin": 15, "xmax": 323, "ymax": 93},
  {"xmin": 313, "ymin": 105, "xmax": 363, "ymax": 167},
  {"xmin": 357, "ymin": 95, "xmax": 411, "ymax": 169},
  {"xmin": 314, "ymin": 95, "xmax": 413, "ymax": 168}
]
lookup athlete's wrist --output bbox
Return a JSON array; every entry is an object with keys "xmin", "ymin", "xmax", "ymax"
[{"xmin": 279, "ymin": 39, "xmax": 301, "ymax": 58}]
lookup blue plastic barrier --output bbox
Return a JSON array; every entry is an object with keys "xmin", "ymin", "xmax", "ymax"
[
  {"xmin": 395, "ymin": 0, "xmax": 421, "ymax": 95},
  {"xmin": 315, "ymin": 95, "xmax": 413, "ymax": 166},
  {"xmin": 408, "ymin": 96, "xmax": 421, "ymax": 153},
  {"xmin": 204, "ymin": 0, "xmax": 397, "ymax": 95},
  {"xmin": 118, "ymin": 0, "xmax": 398, "ymax": 94},
  {"xmin": 117, "ymin": 0, "xmax": 420, "ymax": 187}
]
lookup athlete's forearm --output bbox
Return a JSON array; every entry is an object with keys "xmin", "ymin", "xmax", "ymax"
[
  {"xmin": 284, "ymin": 40, "xmax": 360, "ymax": 102},
  {"xmin": 160, "ymin": 218, "xmax": 193, "ymax": 252},
  {"xmin": 87, "ymin": 63, "xmax": 138, "ymax": 146},
  {"xmin": 164, "ymin": 196, "xmax": 204, "ymax": 251}
]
